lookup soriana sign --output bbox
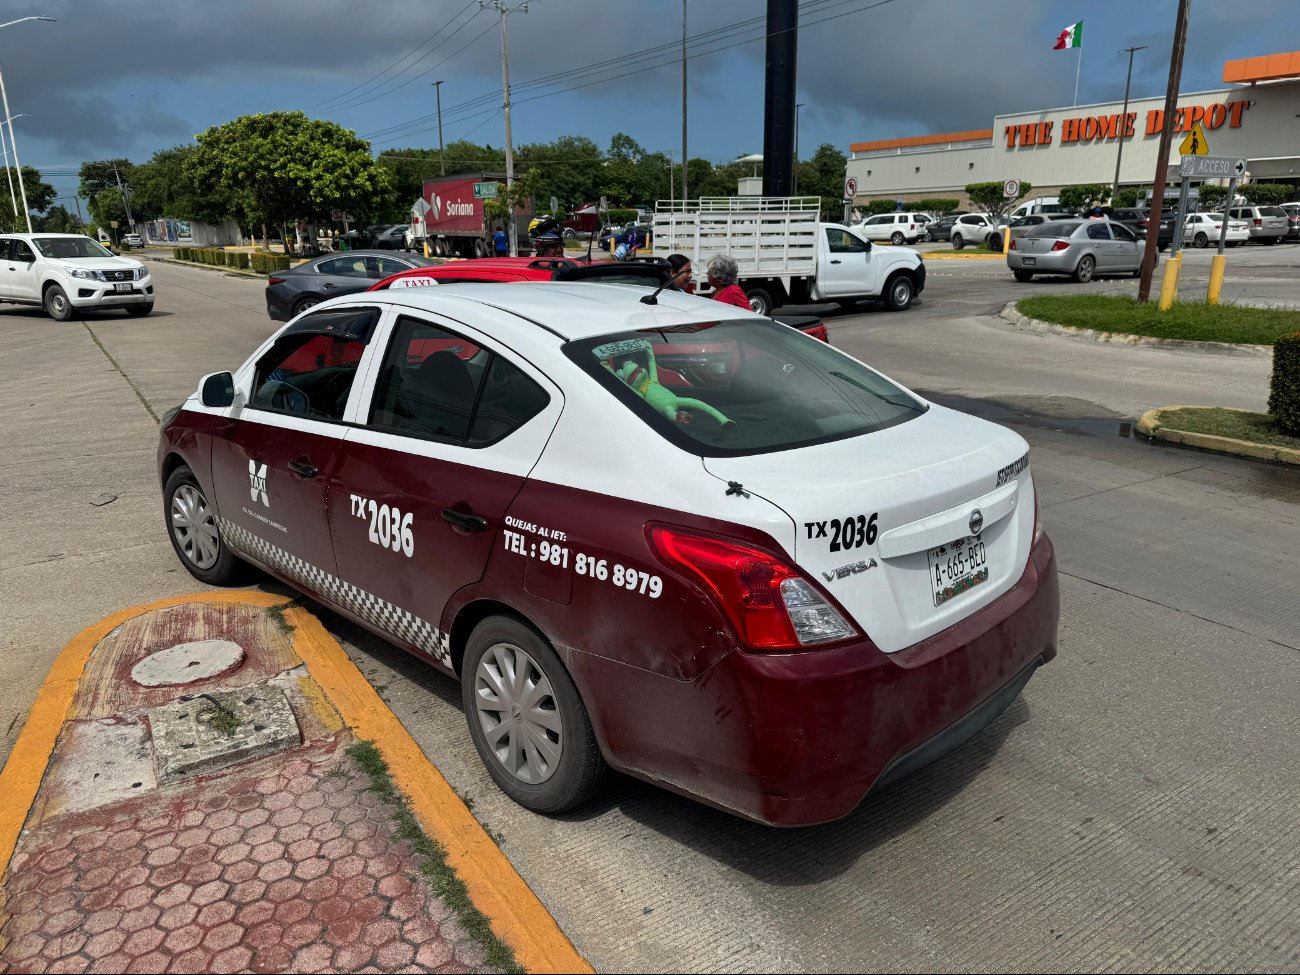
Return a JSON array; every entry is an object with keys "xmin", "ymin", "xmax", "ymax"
[
  {"xmin": 1004, "ymin": 100, "xmax": 1250, "ymax": 148},
  {"xmin": 421, "ymin": 178, "xmax": 487, "ymax": 234}
]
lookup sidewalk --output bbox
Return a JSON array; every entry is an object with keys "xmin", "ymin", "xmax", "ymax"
[{"xmin": 0, "ymin": 593, "xmax": 589, "ymax": 974}]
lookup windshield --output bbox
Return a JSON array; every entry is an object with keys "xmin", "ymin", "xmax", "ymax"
[
  {"xmin": 1026, "ymin": 222, "xmax": 1080, "ymax": 237},
  {"xmin": 564, "ymin": 319, "xmax": 926, "ymax": 457},
  {"xmin": 33, "ymin": 236, "xmax": 113, "ymax": 259}
]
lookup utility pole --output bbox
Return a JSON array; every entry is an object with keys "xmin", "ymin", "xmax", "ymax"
[
  {"xmin": 1111, "ymin": 46, "xmax": 1147, "ymax": 202},
  {"xmin": 1137, "ymin": 0, "xmax": 1189, "ymax": 303},
  {"xmin": 112, "ymin": 162, "xmax": 135, "ymax": 229},
  {"xmin": 484, "ymin": 2, "xmax": 525, "ymax": 257},
  {"xmin": 431, "ymin": 81, "xmax": 445, "ymax": 175},
  {"xmin": 794, "ymin": 102, "xmax": 805, "ymax": 195},
  {"xmin": 681, "ymin": 0, "xmax": 688, "ymax": 202}
]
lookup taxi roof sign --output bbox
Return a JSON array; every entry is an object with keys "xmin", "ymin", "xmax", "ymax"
[{"xmin": 1179, "ymin": 122, "xmax": 1210, "ymax": 156}]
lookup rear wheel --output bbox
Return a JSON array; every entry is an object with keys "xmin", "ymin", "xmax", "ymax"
[
  {"xmin": 164, "ymin": 466, "xmax": 241, "ymax": 585},
  {"xmin": 1194, "ymin": 232, "xmax": 1208, "ymax": 248},
  {"xmin": 1074, "ymin": 255, "xmax": 1096, "ymax": 283},
  {"xmin": 890, "ymin": 231, "xmax": 905, "ymax": 245},
  {"xmin": 952, "ymin": 234, "xmax": 964, "ymax": 250},
  {"xmin": 45, "ymin": 285, "xmax": 76, "ymax": 321},
  {"xmin": 563, "ymin": 228, "xmax": 577, "ymax": 240},
  {"xmin": 292, "ymin": 296, "xmax": 321, "ymax": 317},
  {"xmin": 1013, "ymin": 270, "xmax": 1035, "ymax": 282},
  {"xmin": 745, "ymin": 287, "xmax": 773, "ymax": 317},
  {"xmin": 462, "ymin": 616, "xmax": 606, "ymax": 813},
  {"xmin": 885, "ymin": 274, "xmax": 913, "ymax": 311},
  {"xmin": 988, "ymin": 233, "xmax": 1003, "ymax": 253},
  {"xmin": 1264, "ymin": 236, "xmax": 1279, "ymax": 246}
]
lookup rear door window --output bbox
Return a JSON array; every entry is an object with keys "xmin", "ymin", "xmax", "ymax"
[
  {"xmin": 1086, "ymin": 223, "xmax": 1112, "ymax": 240},
  {"xmin": 317, "ymin": 256, "xmax": 370, "ymax": 277}
]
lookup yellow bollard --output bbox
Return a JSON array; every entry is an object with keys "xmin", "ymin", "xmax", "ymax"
[
  {"xmin": 1157, "ymin": 252, "xmax": 1183, "ymax": 311},
  {"xmin": 423, "ymin": 239, "xmax": 430, "ymax": 259},
  {"xmin": 1206, "ymin": 253, "xmax": 1226, "ymax": 305},
  {"xmin": 1002, "ymin": 225, "xmax": 1011, "ymax": 256}
]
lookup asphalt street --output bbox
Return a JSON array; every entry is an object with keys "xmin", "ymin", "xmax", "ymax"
[{"xmin": 3, "ymin": 249, "xmax": 1300, "ymax": 971}]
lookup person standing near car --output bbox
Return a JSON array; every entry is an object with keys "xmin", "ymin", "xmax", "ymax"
[
  {"xmin": 707, "ymin": 255, "xmax": 750, "ymax": 309},
  {"xmin": 667, "ymin": 253, "xmax": 695, "ymax": 294},
  {"xmin": 494, "ymin": 228, "xmax": 508, "ymax": 256},
  {"xmin": 528, "ymin": 217, "xmax": 566, "ymax": 259}
]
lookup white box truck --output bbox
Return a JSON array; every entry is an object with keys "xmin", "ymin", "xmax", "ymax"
[{"xmin": 651, "ymin": 196, "xmax": 925, "ymax": 315}]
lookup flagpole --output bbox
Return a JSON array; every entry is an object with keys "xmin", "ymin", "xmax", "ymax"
[{"xmin": 1074, "ymin": 44, "xmax": 1082, "ymax": 106}]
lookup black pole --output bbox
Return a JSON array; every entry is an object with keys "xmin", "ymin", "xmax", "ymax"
[{"xmin": 762, "ymin": 0, "xmax": 797, "ymax": 197}]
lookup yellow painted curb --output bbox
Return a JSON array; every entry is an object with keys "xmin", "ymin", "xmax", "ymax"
[
  {"xmin": 0, "ymin": 591, "xmax": 592, "ymax": 975},
  {"xmin": 920, "ymin": 251, "xmax": 1003, "ymax": 260},
  {"xmin": 1136, "ymin": 406, "xmax": 1300, "ymax": 466}
]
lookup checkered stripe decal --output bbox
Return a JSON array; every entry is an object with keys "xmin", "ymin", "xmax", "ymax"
[{"xmin": 218, "ymin": 518, "xmax": 452, "ymax": 666}]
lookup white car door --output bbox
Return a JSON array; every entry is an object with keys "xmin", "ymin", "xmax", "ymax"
[
  {"xmin": 859, "ymin": 215, "xmax": 885, "ymax": 242},
  {"xmin": 819, "ymin": 227, "xmax": 873, "ymax": 298},
  {"xmin": 0, "ymin": 237, "xmax": 13, "ymax": 298},
  {"xmin": 9, "ymin": 238, "xmax": 40, "ymax": 302}
]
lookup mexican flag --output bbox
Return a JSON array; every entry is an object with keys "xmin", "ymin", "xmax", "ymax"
[{"xmin": 1053, "ymin": 21, "xmax": 1083, "ymax": 49}]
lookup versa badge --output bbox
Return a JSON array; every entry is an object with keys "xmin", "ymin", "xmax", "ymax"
[{"xmin": 823, "ymin": 557, "xmax": 878, "ymax": 582}]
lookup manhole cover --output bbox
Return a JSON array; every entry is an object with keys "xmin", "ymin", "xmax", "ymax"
[
  {"xmin": 147, "ymin": 685, "xmax": 299, "ymax": 781},
  {"xmin": 131, "ymin": 639, "xmax": 246, "ymax": 686}
]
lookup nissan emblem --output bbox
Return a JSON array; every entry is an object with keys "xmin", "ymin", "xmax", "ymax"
[{"xmin": 969, "ymin": 509, "xmax": 984, "ymax": 536}]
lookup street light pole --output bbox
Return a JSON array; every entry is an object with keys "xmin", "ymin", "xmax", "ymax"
[
  {"xmin": 0, "ymin": 17, "xmax": 55, "ymax": 234},
  {"xmin": 431, "ymin": 81, "xmax": 445, "ymax": 176},
  {"xmin": 0, "ymin": 118, "xmax": 16, "ymax": 218},
  {"xmin": 681, "ymin": 0, "xmax": 688, "ymax": 202},
  {"xmin": 1111, "ymin": 46, "xmax": 1147, "ymax": 202}
]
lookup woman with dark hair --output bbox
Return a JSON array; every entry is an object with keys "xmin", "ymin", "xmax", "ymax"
[{"xmin": 666, "ymin": 253, "xmax": 695, "ymax": 294}]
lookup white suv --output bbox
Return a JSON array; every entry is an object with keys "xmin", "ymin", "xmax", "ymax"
[
  {"xmin": 951, "ymin": 213, "xmax": 1006, "ymax": 250},
  {"xmin": 0, "ymin": 233, "xmax": 153, "ymax": 320},
  {"xmin": 857, "ymin": 212, "xmax": 926, "ymax": 245}
]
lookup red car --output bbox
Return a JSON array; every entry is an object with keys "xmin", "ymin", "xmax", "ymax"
[{"xmin": 368, "ymin": 258, "xmax": 830, "ymax": 343}]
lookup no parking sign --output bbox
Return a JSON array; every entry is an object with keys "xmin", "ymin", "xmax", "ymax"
[{"xmin": 843, "ymin": 177, "xmax": 857, "ymax": 199}]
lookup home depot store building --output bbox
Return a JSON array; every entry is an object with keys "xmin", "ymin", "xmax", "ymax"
[{"xmin": 845, "ymin": 51, "xmax": 1300, "ymax": 208}]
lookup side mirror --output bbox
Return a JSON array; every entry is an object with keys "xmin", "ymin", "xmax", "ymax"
[{"xmin": 200, "ymin": 371, "xmax": 235, "ymax": 408}]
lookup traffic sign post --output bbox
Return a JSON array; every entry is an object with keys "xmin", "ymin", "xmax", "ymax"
[
  {"xmin": 473, "ymin": 181, "xmax": 499, "ymax": 199},
  {"xmin": 1001, "ymin": 179, "xmax": 1020, "ymax": 254},
  {"xmin": 1178, "ymin": 121, "xmax": 1210, "ymax": 156},
  {"xmin": 842, "ymin": 178, "xmax": 857, "ymax": 224},
  {"xmin": 1207, "ymin": 173, "xmax": 1239, "ymax": 304}
]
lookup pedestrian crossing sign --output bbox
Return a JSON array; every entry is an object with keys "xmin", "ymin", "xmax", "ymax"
[{"xmin": 1179, "ymin": 122, "xmax": 1209, "ymax": 156}]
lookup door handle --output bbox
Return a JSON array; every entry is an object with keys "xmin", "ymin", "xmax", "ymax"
[
  {"xmin": 441, "ymin": 508, "xmax": 488, "ymax": 533},
  {"xmin": 287, "ymin": 459, "xmax": 318, "ymax": 478},
  {"xmin": 323, "ymin": 283, "xmax": 336, "ymax": 289},
  {"xmin": 830, "ymin": 259, "xmax": 842, "ymax": 264}
]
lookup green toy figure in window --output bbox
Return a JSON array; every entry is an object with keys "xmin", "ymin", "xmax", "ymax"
[{"xmin": 597, "ymin": 339, "xmax": 735, "ymax": 428}]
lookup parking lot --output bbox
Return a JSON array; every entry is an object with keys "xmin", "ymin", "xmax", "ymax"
[{"xmin": 4, "ymin": 254, "xmax": 1300, "ymax": 971}]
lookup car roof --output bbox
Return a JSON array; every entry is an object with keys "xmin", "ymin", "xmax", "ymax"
[{"xmin": 365, "ymin": 281, "xmax": 762, "ymax": 342}]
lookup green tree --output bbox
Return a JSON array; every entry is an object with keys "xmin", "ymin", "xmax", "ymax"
[
  {"xmin": 1113, "ymin": 186, "xmax": 1148, "ymax": 208},
  {"xmin": 1239, "ymin": 182, "xmax": 1292, "ymax": 205},
  {"xmin": 1058, "ymin": 183, "xmax": 1111, "ymax": 212},
  {"xmin": 966, "ymin": 180, "xmax": 1031, "ymax": 219},
  {"xmin": 1198, "ymin": 185, "xmax": 1230, "ymax": 209},
  {"xmin": 916, "ymin": 198, "xmax": 960, "ymax": 213},
  {"xmin": 482, "ymin": 169, "xmax": 539, "ymax": 223},
  {"xmin": 128, "ymin": 145, "xmax": 236, "ymax": 224},
  {"xmin": 0, "ymin": 166, "xmax": 57, "ymax": 232},
  {"xmin": 863, "ymin": 198, "xmax": 898, "ymax": 215},
  {"xmin": 33, "ymin": 204, "xmax": 80, "ymax": 233},
  {"xmin": 187, "ymin": 111, "xmax": 394, "ymax": 233}
]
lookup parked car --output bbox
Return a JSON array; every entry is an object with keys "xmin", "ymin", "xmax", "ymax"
[
  {"xmin": 122, "ymin": 233, "xmax": 143, "ymax": 249},
  {"xmin": 599, "ymin": 221, "xmax": 651, "ymax": 252},
  {"xmin": 1007, "ymin": 219, "xmax": 1141, "ymax": 282},
  {"xmin": 264, "ymin": 250, "xmax": 437, "ymax": 321},
  {"xmin": 1281, "ymin": 203, "xmax": 1300, "ymax": 240},
  {"xmin": 369, "ymin": 225, "xmax": 410, "ymax": 250},
  {"xmin": 924, "ymin": 213, "xmax": 966, "ymax": 242},
  {"xmin": 858, "ymin": 212, "xmax": 926, "ymax": 245},
  {"xmin": 1134, "ymin": 208, "xmax": 1176, "ymax": 251},
  {"xmin": 0, "ymin": 232, "xmax": 153, "ymax": 320},
  {"xmin": 159, "ymin": 285, "xmax": 1056, "ymax": 826},
  {"xmin": 1007, "ymin": 214, "xmax": 1076, "ymax": 243},
  {"xmin": 951, "ymin": 213, "xmax": 1006, "ymax": 251},
  {"xmin": 1183, "ymin": 213, "xmax": 1249, "ymax": 248},
  {"xmin": 1228, "ymin": 205, "xmax": 1288, "ymax": 245}
]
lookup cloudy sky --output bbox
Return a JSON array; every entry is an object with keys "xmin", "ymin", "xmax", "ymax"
[{"xmin": 5, "ymin": 0, "xmax": 1296, "ymax": 207}]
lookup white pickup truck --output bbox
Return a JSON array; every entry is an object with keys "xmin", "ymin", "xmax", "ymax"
[{"xmin": 651, "ymin": 197, "xmax": 925, "ymax": 315}]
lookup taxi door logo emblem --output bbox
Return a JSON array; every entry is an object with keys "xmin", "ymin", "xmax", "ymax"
[{"xmin": 248, "ymin": 460, "xmax": 269, "ymax": 507}]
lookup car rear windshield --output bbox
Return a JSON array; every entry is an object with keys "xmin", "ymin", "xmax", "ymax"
[
  {"xmin": 33, "ymin": 236, "xmax": 113, "ymax": 259},
  {"xmin": 1260, "ymin": 207, "xmax": 1287, "ymax": 217},
  {"xmin": 564, "ymin": 319, "xmax": 926, "ymax": 457},
  {"xmin": 1026, "ymin": 222, "xmax": 1080, "ymax": 237}
]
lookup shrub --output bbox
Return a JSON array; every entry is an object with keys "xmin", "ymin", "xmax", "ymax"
[
  {"xmin": 1198, "ymin": 185, "xmax": 1230, "ymax": 209},
  {"xmin": 864, "ymin": 198, "xmax": 898, "ymax": 215},
  {"xmin": 607, "ymin": 208, "xmax": 638, "ymax": 224},
  {"xmin": 225, "ymin": 251, "xmax": 239, "ymax": 269},
  {"xmin": 1058, "ymin": 183, "xmax": 1111, "ymax": 212},
  {"xmin": 1268, "ymin": 332, "xmax": 1300, "ymax": 435},
  {"xmin": 233, "ymin": 252, "xmax": 250, "ymax": 270},
  {"xmin": 251, "ymin": 251, "xmax": 266, "ymax": 273},
  {"xmin": 1240, "ymin": 183, "xmax": 1292, "ymax": 206},
  {"xmin": 915, "ymin": 198, "xmax": 960, "ymax": 213}
]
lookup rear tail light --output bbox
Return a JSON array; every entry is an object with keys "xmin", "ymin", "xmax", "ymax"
[
  {"xmin": 268, "ymin": 277, "xmax": 285, "ymax": 285},
  {"xmin": 1032, "ymin": 475, "xmax": 1044, "ymax": 547},
  {"xmin": 648, "ymin": 526, "xmax": 859, "ymax": 650},
  {"xmin": 1009, "ymin": 239, "xmax": 1017, "ymax": 250},
  {"xmin": 1051, "ymin": 240, "xmax": 1070, "ymax": 251},
  {"xmin": 1254, "ymin": 219, "xmax": 1262, "ymax": 227},
  {"xmin": 1138, "ymin": 220, "xmax": 1148, "ymax": 227}
]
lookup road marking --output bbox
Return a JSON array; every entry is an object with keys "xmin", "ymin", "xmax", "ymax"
[{"xmin": 0, "ymin": 590, "xmax": 592, "ymax": 975}]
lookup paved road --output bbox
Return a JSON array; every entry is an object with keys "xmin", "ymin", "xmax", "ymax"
[{"xmin": 4, "ymin": 254, "xmax": 1300, "ymax": 971}]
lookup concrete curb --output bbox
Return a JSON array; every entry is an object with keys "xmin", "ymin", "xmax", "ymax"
[
  {"xmin": 998, "ymin": 301, "xmax": 1274, "ymax": 359},
  {"xmin": 0, "ymin": 591, "xmax": 593, "ymax": 974},
  {"xmin": 1135, "ymin": 406, "xmax": 1300, "ymax": 466},
  {"xmin": 144, "ymin": 256, "xmax": 273, "ymax": 279}
]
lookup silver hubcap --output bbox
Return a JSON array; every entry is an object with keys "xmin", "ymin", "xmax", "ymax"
[
  {"xmin": 171, "ymin": 484, "xmax": 221, "ymax": 569},
  {"xmin": 51, "ymin": 294, "xmax": 66, "ymax": 313},
  {"xmin": 474, "ymin": 643, "xmax": 563, "ymax": 784},
  {"xmin": 894, "ymin": 282, "xmax": 909, "ymax": 304}
]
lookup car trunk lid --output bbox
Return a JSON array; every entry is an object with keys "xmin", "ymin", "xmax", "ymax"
[{"xmin": 702, "ymin": 405, "xmax": 1035, "ymax": 653}]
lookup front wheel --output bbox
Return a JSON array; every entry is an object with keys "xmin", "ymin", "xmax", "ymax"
[
  {"xmin": 885, "ymin": 274, "xmax": 913, "ymax": 311},
  {"xmin": 563, "ymin": 228, "xmax": 576, "ymax": 240},
  {"xmin": 45, "ymin": 285, "xmax": 76, "ymax": 321},
  {"xmin": 746, "ymin": 287, "xmax": 773, "ymax": 317},
  {"xmin": 463, "ymin": 616, "xmax": 606, "ymax": 814},
  {"xmin": 1074, "ymin": 255, "xmax": 1096, "ymax": 283},
  {"xmin": 125, "ymin": 303, "xmax": 153, "ymax": 317},
  {"xmin": 164, "ymin": 466, "xmax": 241, "ymax": 585},
  {"xmin": 952, "ymin": 234, "xmax": 964, "ymax": 250},
  {"xmin": 890, "ymin": 232, "xmax": 905, "ymax": 245},
  {"xmin": 1013, "ymin": 270, "xmax": 1035, "ymax": 282}
]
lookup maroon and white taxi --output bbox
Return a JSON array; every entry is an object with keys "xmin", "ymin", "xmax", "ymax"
[{"xmin": 158, "ymin": 283, "xmax": 1058, "ymax": 826}]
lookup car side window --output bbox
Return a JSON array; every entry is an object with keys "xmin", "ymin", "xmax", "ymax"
[
  {"xmin": 1112, "ymin": 223, "xmax": 1137, "ymax": 241},
  {"xmin": 249, "ymin": 332, "xmax": 366, "ymax": 421},
  {"xmin": 959, "ymin": 215, "xmax": 979, "ymax": 225},
  {"xmin": 865, "ymin": 216, "xmax": 885, "ymax": 226},
  {"xmin": 1086, "ymin": 223, "xmax": 1111, "ymax": 240},
  {"xmin": 368, "ymin": 256, "xmax": 414, "ymax": 278},
  {"xmin": 825, "ymin": 229, "xmax": 867, "ymax": 253},
  {"xmin": 368, "ymin": 315, "xmax": 548, "ymax": 446},
  {"xmin": 0, "ymin": 238, "xmax": 11, "ymax": 260},
  {"xmin": 317, "ymin": 256, "xmax": 370, "ymax": 277},
  {"xmin": 12, "ymin": 240, "xmax": 35, "ymax": 263}
]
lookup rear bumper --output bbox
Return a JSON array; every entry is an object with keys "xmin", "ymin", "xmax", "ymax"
[
  {"xmin": 265, "ymin": 287, "xmax": 293, "ymax": 321},
  {"xmin": 1007, "ymin": 251, "xmax": 1075, "ymax": 273},
  {"xmin": 573, "ymin": 535, "xmax": 1060, "ymax": 826}
]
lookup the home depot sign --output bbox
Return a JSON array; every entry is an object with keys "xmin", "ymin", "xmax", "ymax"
[{"xmin": 1004, "ymin": 100, "xmax": 1251, "ymax": 148}]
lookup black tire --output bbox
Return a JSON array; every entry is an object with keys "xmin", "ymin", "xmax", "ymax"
[
  {"xmin": 1074, "ymin": 255, "xmax": 1096, "ymax": 283},
  {"xmin": 745, "ymin": 287, "xmax": 773, "ymax": 316},
  {"xmin": 163, "ymin": 465, "xmax": 242, "ymax": 585},
  {"xmin": 292, "ymin": 296, "xmax": 321, "ymax": 317},
  {"xmin": 952, "ymin": 234, "xmax": 964, "ymax": 250},
  {"xmin": 462, "ymin": 616, "xmax": 606, "ymax": 814},
  {"xmin": 1194, "ymin": 232, "xmax": 1208, "ymax": 248},
  {"xmin": 474, "ymin": 238, "xmax": 488, "ymax": 258},
  {"xmin": 1264, "ymin": 237, "xmax": 1279, "ymax": 246},
  {"xmin": 125, "ymin": 303, "xmax": 153, "ymax": 317},
  {"xmin": 1013, "ymin": 270, "xmax": 1035, "ymax": 282},
  {"xmin": 1158, "ymin": 242, "xmax": 1169, "ymax": 252},
  {"xmin": 885, "ymin": 274, "xmax": 913, "ymax": 311},
  {"xmin": 890, "ymin": 231, "xmax": 905, "ymax": 245},
  {"xmin": 44, "ymin": 284, "xmax": 76, "ymax": 321},
  {"xmin": 562, "ymin": 228, "xmax": 577, "ymax": 240},
  {"xmin": 988, "ymin": 233, "xmax": 1003, "ymax": 253}
]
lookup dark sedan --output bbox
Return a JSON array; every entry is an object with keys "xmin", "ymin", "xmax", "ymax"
[
  {"xmin": 264, "ymin": 250, "xmax": 436, "ymax": 321},
  {"xmin": 924, "ymin": 213, "xmax": 967, "ymax": 242}
]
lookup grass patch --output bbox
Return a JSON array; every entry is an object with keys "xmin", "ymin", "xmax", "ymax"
[
  {"xmin": 196, "ymin": 694, "xmax": 241, "ymax": 737},
  {"xmin": 347, "ymin": 740, "xmax": 524, "ymax": 974},
  {"xmin": 266, "ymin": 599, "xmax": 300, "ymax": 637},
  {"xmin": 952, "ymin": 244, "xmax": 1001, "ymax": 255},
  {"xmin": 1157, "ymin": 407, "xmax": 1300, "ymax": 450},
  {"xmin": 1017, "ymin": 294, "xmax": 1300, "ymax": 346}
]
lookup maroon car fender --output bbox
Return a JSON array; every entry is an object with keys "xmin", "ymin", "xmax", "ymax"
[{"xmin": 158, "ymin": 407, "xmax": 224, "ymax": 496}]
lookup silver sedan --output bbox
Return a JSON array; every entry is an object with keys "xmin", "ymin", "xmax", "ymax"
[{"xmin": 1006, "ymin": 218, "xmax": 1142, "ymax": 283}]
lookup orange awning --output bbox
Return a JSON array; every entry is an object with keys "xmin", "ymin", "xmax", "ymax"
[
  {"xmin": 1223, "ymin": 51, "xmax": 1300, "ymax": 84},
  {"xmin": 850, "ymin": 129, "xmax": 993, "ymax": 153}
]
